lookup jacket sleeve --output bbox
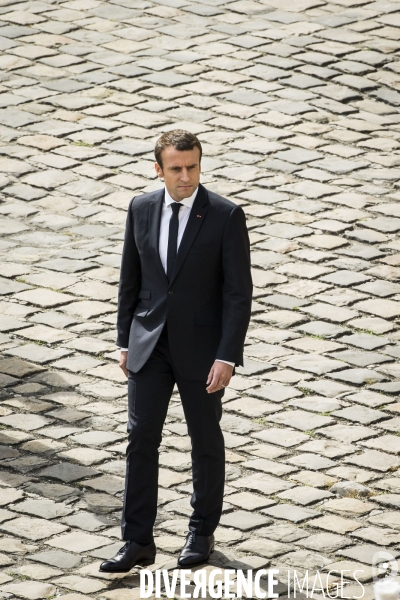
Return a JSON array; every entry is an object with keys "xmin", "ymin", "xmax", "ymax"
[
  {"xmin": 116, "ymin": 198, "xmax": 141, "ymax": 348},
  {"xmin": 215, "ymin": 205, "xmax": 253, "ymax": 366}
]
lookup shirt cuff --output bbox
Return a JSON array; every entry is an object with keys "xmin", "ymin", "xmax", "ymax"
[
  {"xmin": 216, "ymin": 359, "xmax": 235, "ymax": 367},
  {"xmin": 119, "ymin": 348, "xmax": 128, "ymax": 352}
]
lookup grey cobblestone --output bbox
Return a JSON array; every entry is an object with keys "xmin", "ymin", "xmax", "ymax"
[{"xmin": 0, "ymin": 0, "xmax": 398, "ymax": 596}]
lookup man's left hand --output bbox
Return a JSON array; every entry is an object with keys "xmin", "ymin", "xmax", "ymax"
[{"xmin": 206, "ymin": 361, "xmax": 234, "ymax": 393}]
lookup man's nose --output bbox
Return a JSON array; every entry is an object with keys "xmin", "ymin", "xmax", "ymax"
[{"xmin": 180, "ymin": 169, "xmax": 190, "ymax": 181}]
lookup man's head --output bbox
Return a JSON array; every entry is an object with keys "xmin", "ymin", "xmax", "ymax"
[{"xmin": 154, "ymin": 129, "xmax": 202, "ymax": 202}]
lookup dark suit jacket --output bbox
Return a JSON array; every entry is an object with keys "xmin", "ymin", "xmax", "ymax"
[{"xmin": 116, "ymin": 183, "xmax": 253, "ymax": 381}]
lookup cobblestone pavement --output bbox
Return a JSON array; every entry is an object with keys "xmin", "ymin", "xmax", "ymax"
[{"xmin": 1, "ymin": 0, "xmax": 400, "ymax": 598}]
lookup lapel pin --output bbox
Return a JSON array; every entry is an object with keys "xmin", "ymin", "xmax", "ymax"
[{"xmin": 197, "ymin": 215, "xmax": 201, "ymax": 218}]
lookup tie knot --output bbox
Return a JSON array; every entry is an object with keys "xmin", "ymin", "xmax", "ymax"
[{"xmin": 171, "ymin": 202, "xmax": 181, "ymax": 215}]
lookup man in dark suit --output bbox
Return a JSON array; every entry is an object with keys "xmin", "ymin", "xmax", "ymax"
[{"xmin": 100, "ymin": 130, "xmax": 252, "ymax": 573}]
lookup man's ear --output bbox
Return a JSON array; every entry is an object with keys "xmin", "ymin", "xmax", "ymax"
[{"xmin": 154, "ymin": 162, "xmax": 163, "ymax": 178}]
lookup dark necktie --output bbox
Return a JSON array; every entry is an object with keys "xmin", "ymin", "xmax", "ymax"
[{"xmin": 167, "ymin": 201, "xmax": 181, "ymax": 282}]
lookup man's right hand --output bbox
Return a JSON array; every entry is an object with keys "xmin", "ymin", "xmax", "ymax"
[{"xmin": 119, "ymin": 351, "xmax": 128, "ymax": 378}]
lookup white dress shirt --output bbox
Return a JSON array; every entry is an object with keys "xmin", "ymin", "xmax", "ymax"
[
  {"xmin": 160, "ymin": 185, "xmax": 198, "ymax": 273},
  {"xmin": 120, "ymin": 186, "xmax": 234, "ymax": 368}
]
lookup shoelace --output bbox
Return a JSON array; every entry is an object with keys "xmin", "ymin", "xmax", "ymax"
[
  {"xmin": 186, "ymin": 531, "xmax": 196, "ymax": 548},
  {"xmin": 119, "ymin": 541, "xmax": 131, "ymax": 554}
]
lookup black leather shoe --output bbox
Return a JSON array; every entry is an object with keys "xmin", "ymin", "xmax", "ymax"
[
  {"xmin": 178, "ymin": 532, "xmax": 214, "ymax": 567},
  {"xmin": 99, "ymin": 540, "xmax": 156, "ymax": 573}
]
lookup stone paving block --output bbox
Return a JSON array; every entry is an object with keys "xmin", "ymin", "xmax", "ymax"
[
  {"xmin": 361, "ymin": 434, "xmax": 400, "ymax": 454},
  {"xmin": 226, "ymin": 397, "xmax": 283, "ymax": 418},
  {"xmin": 1, "ymin": 582, "xmax": 56, "ymax": 599},
  {"xmin": 37, "ymin": 258, "xmax": 98, "ymax": 273},
  {"xmin": 300, "ymin": 532, "xmax": 351, "ymax": 553},
  {"xmin": 60, "ymin": 300, "xmax": 115, "ymax": 318},
  {"xmin": 330, "ymin": 350, "xmax": 390, "ymax": 368},
  {"xmin": 6, "ymin": 563, "xmax": 63, "ymax": 582},
  {"xmin": 249, "ymin": 382, "xmax": 302, "ymax": 402},
  {"xmin": 323, "ymin": 498, "xmax": 375, "ymax": 516},
  {"xmin": 329, "ymin": 367, "xmax": 386, "ymax": 385},
  {"xmin": 269, "ymin": 409, "xmax": 334, "ymax": 431},
  {"xmin": 277, "ymin": 486, "xmax": 332, "ymax": 506},
  {"xmin": 258, "ymin": 523, "xmax": 309, "ymax": 543},
  {"xmin": 346, "ymin": 390, "xmax": 394, "ymax": 409},
  {"xmin": 345, "ymin": 449, "xmax": 400, "ymax": 472},
  {"xmin": 83, "ymin": 492, "xmax": 122, "ymax": 514},
  {"xmin": 290, "ymin": 470, "xmax": 337, "ymax": 489},
  {"xmin": 0, "ymin": 277, "xmax": 31, "ymax": 295},
  {"xmin": 58, "ymin": 447, "xmax": 112, "ymax": 466},
  {"xmin": 296, "ymin": 321, "xmax": 348, "ymax": 338},
  {"xmin": 322, "ymin": 560, "xmax": 373, "ymax": 582},
  {"xmin": 368, "ymin": 511, "xmax": 400, "ymax": 530},
  {"xmin": 11, "ymin": 498, "xmax": 72, "ymax": 519},
  {"xmin": 351, "ymin": 526, "xmax": 400, "ymax": 546},
  {"xmin": 285, "ymin": 453, "xmax": 335, "ymax": 471},
  {"xmin": 52, "ymin": 575, "xmax": 108, "ymax": 594},
  {"xmin": 39, "ymin": 426, "xmax": 81, "ymax": 440},
  {"xmin": 61, "ymin": 512, "xmax": 112, "ymax": 532},
  {"xmin": 257, "ymin": 308, "xmax": 307, "ymax": 327},
  {"xmin": 70, "ymin": 431, "xmax": 123, "ymax": 447},
  {"xmin": 280, "ymin": 353, "xmax": 347, "ymax": 375},
  {"xmin": 354, "ymin": 298, "xmax": 400, "ymax": 319},
  {"xmin": 220, "ymin": 510, "xmax": 271, "ymax": 531},
  {"xmin": 0, "ymin": 488, "xmax": 24, "ymax": 507},
  {"xmin": 38, "ymin": 463, "xmax": 99, "ymax": 483},
  {"xmin": 3, "ymin": 454, "xmax": 48, "ymax": 473},
  {"xmin": 276, "ymin": 261, "xmax": 332, "ymax": 278},
  {"xmin": 84, "ymin": 474, "xmax": 124, "ymax": 494},
  {"xmin": 283, "ymin": 548, "xmax": 332, "ymax": 571},
  {"xmin": 0, "ymin": 413, "xmax": 52, "ymax": 431},
  {"xmin": 236, "ymin": 537, "xmax": 291, "ymax": 558},
  {"xmin": 372, "ymin": 494, "xmax": 400, "ymax": 509},
  {"xmin": 327, "ymin": 465, "xmax": 377, "ymax": 484},
  {"xmin": 243, "ymin": 457, "xmax": 298, "ymax": 477},
  {"xmin": 340, "ymin": 332, "xmax": 390, "ymax": 350},
  {"xmin": 5, "ymin": 344, "xmax": 71, "ymax": 364},
  {"xmin": 252, "ymin": 428, "xmax": 308, "ymax": 447},
  {"xmin": 262, "ymin": 504, "xmax": 319, "ymax": 523},
  {"xmin": 230, "ymin": 473, "xmax": 294, "ymax": 495},
  {"xmin": 300, "ymin": 303, "xmax": 357, "ymax": 323},
  {"xmin": 47, "ymin": 531, "xmax": 111, "ymax": 553},
  {"xmin": 311, "ymin": 514, "xmax": 363, "ymax": 534},
  {"xmin": 288, "ymin": 396, "xmax": 342, "ymax": 413},
  {"xmin": 338, "ymin": 543, "xmax": 395, "ymax": 565},
  {"xmin": 296, "ymin": 439, "xmax": 354, "ymax": 459},
  {"xmin": 17, "ymin": 324, "xmax": 76, "ymax": 343},
  {"xmin": 0, "ymin": 516, "xmax": 67, "ymax": 540},
  {"xmin": 0, "ymin": 314, "xmax": 28, "ymax": 333},
  {"xmin": 332, "ymin": 404, "xmax": 389, "ymax": 427},
  {"xmin": 45, "ymin": 407, "xmax": 87, "ymax": 423},
  {"xmin": 320, "ymin": 270, "xmax": 370, "ymax": 287},
  {"xmin": 317, "ymin": 424, "xmax": 375, "ymax": 443},
  {"xmin": 51, "ymin": 354, "xmax": 104, "ymax": 373}
]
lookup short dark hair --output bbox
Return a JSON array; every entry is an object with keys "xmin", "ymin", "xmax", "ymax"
[{"xmin": 155, "ymin": 129, "xmax": 202, "ymax": 168}]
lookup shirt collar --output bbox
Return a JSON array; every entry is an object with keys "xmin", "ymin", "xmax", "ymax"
[{"xmin": 164, "ymin": 185, "xmax": 198, "ymax": 209}]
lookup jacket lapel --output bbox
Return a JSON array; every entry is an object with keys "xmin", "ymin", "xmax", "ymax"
[
  {"xmin": 148, "ymin": 189, "xmax": 168, "ymax": 283},
  {"xmin": 169, "ymin": 184, "xmax": 209, "ymax": 286}
]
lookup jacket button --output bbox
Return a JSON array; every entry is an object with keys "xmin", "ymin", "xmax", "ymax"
[{"xmin": 168, "ymin": 290, "xmax": 173, "ymax": 295}]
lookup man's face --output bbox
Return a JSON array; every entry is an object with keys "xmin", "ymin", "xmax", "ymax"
[{"xmin": 155, "ymin": 145, "xmax": 201, "ymax": 202}]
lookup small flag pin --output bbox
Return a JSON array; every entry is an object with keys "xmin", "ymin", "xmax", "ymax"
[{"xmin": 197, "ymin": 214, "xmax": 201, "ymax": 218}]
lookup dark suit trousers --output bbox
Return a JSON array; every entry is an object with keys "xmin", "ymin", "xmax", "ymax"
[{"xmin": 121, "ymin": 323, "xmax": 225, "ymax": 543}]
